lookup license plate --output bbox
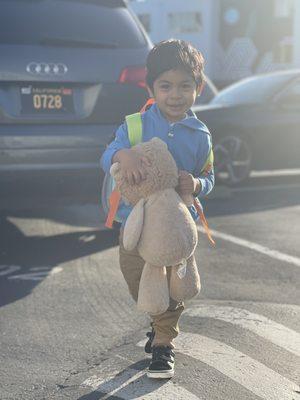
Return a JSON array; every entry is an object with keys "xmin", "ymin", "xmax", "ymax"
[{"xmin": 20, "ymin": 85, "xmax": 74, "ymax": 114}]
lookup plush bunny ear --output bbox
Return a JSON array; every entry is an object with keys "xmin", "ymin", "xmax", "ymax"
[
  {"xmin": 170, "ymin": 255, "xmax": 201, "ymax": 302},
  {"xmin": 137, "ymin": 263, "xmax": 169, "ymax": 315},
  {"xmin": 123, "ymin": 198, "xmax": 145, "ymax": 251}
]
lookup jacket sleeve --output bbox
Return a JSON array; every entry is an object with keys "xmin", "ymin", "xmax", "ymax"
[
  {"xmin": 194, "ymin": 133, "xmax": 215, "ymax": 198},
  {"xmin": 100, "ymin": 121, "xmax": 131, "ymax": 173}
]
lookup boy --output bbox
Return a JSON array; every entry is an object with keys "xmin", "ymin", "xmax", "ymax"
[{"xmin": 100, "ymin": 39, "xmax": 214, "ymax": 379}]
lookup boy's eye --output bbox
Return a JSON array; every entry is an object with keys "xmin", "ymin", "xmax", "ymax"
[
  {"xmin": 157, "ymin": 82, "xmax": 194, "ymax": 91},
  {"xmin": 182, "ymin": 83, "xmax": 193, "ymax": 90}
]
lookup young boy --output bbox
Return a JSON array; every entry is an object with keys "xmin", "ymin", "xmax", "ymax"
[{"xmin": 100, "ymin": 39, "xmax": 214, "ymax": 379}]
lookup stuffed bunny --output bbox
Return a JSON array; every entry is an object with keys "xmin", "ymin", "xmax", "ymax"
[{"xmin": 110, "ymin": 137, "xmax": 201, "ymax": 315}]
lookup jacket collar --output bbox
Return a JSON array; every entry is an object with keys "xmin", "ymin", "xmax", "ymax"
[{"xmin": 149, "ymin": 103, "xmax": 209, "ymax": 133}]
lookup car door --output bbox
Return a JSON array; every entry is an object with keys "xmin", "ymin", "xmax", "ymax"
[{"xmin": 266, "ymin": 78, "xmax": 300, "ymax": 170}]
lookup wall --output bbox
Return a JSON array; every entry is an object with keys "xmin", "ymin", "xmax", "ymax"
[
  {"xmin": 129, "ymin": 0, "xmax": 216, "ymax": 78},
  {"xmin": 129, "ymin": 0, "xmax": 299, "ymax": 87}
]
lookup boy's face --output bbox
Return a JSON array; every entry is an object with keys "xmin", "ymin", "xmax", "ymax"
[{"xmin": 147, "ymin": 69, "xmax": 202, "ymax": 123}]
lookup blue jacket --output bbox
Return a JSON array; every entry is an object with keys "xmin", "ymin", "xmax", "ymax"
[{"xmin": 100, "ymin": 103, "xmax": 214, "ymax": 223}]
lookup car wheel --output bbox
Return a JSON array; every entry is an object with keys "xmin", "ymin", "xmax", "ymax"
[{"xmin": 214, "ymin": 136, "xmax": 252, "ymax": 185}]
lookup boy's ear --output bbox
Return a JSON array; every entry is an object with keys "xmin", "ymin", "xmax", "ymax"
[
  {"xmin": 146, "ymin": 85, "xmax": 154, "ymax": 98},
  {"xmin": 196, "ymin": 81, "xmax": 205, "ymax": 96}
]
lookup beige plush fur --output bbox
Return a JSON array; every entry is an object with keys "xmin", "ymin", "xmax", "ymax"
[{"xmin": 111, "ymin": 137, "xmax": 201, "ymax": 315}]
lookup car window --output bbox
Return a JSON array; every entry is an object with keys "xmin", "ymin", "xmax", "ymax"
[
  {"xmin": 0, "ymin": 0, "xmax": 146, "ymax": 49},
  {"xmin": 210, "ymin": 74, "xmax": 291, "ymax": 106}
]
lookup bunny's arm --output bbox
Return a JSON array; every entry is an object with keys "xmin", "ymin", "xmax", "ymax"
[{"xmin": 123, "ymin": 198, "xmax": 145, "ymax": 251}]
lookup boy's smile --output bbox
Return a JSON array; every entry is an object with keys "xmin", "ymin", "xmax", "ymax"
[{"xmin": 147, "ymin": 69, "xmax": 201, "ymax": 123}]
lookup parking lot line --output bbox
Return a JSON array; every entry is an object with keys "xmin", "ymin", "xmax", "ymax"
[
  {"xmin": 232, "ymin": 182, "xmax": 300, "ymax": 193},
  {"xmin": 198, "ymin": 227, "xmax": 300, "ymax": 268},
  {"xmin": 250, "ymin": 169, "xmax": 300, "ymax": 177},
  {"xmin": 82, "ymin": 368, "xmax": 201, "ymax": 399},
  {"xmin": 185, "ymin": 305, "xmax": 300, "ymax": 356},
  {"xmin": 175, "ymin": 333, "xmax": 299, "ymax": 400},
  {"xmin": 137, "ymin": 332, "xmax": 299, "ymax": 400}
]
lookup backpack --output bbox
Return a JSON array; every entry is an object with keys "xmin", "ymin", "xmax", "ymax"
[
  {"xmin": 101, "ymin": 99, "xmax": 154, "ymax": 228},
  {"xmin": 101, "ymin": 99, "xmax": 215, "ymax": 245}
]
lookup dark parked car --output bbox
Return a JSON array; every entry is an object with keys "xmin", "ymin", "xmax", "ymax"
[
  {"xmin": 193, "ymin": 70, "xmax": 300, "ymax": 184},
  {"xmin": 0, "ymin": 0, "xmax": 152, "ymax": 208},
  {"xmin": 194, "ymin": 75, "xmax": 218, "ymax": 106}
]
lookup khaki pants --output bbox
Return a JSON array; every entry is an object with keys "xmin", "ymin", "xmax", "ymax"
[{"xmin": 119, "ymin": 232, "xmax": 184, "ymax": 348}]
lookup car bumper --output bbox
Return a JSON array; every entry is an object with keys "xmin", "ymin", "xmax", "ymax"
[{"xmin": 0, "ymin": 123, "xmax": 116, "ymax": 209}]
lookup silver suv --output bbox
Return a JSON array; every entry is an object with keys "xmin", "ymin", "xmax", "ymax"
[{"xmin": 0, "ymin": 0, "xmax": 152, "ymax": 208}]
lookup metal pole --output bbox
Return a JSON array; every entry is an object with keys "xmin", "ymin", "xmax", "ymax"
[{"xmin": 294, "ymin": 0, "xmax": 300, "ymax": 66}]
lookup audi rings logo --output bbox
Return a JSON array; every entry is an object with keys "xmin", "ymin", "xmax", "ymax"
[{"xmin": 26, "ymin": 62, "xmax": 68, "ymax": 75}]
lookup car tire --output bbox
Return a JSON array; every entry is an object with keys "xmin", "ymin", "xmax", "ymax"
[{"xmin": 214, "ymin": 136, "xmax": 252, "ymax": 185}]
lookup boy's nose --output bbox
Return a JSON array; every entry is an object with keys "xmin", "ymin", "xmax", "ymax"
[{"xmin": 170, "ymin": 88, "xmax": 182, "ymax": 99}]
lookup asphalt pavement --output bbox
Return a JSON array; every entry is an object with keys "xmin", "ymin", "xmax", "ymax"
[{"xmin": 0, "ymin": 175, "xmax": 300, "ymax": 400}]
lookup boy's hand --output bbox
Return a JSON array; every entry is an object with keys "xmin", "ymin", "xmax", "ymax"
[
  {"xmin": 113, "ymin": 149, "xmax": 151, "ymax": 185},
  {"xmin": 176, "ymin": 170, "xmax": 201, "ymax": 195}
]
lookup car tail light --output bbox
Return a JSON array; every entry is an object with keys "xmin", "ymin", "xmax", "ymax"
[{"xmin": 118, "ymin": 66, "xmax": 147, "ymax": 88}]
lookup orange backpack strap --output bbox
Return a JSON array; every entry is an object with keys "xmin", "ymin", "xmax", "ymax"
[
  {"xmin": 105, "ymin": 189, "xmax": 121, "ymax": 228},
  {"xmin": 140, "ymin": 97, "xmax": 155, "ymax": 113},
  {"xmin": 193, "ymin": 197, "xmax": 215, "ymax": 246}
]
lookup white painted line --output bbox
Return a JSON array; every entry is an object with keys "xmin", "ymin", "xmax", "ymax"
[
  {"xmin": 198, "ymin": 227, "xmax": 300, "ymax": 268},
  {"xmin": 79, "ymin": 234, "xmax": 97, "ymax": 243},
  {"xmin": 137, "ymin": 334, "xmax": 300, "ymax": 398},
  {"xmin": 250, "ymin": 169, "xmax": 300, "ymax": 177},
  {"xmin": 176, "ymin": 333, "xmax": 299, "ymax": 400},
  {"xmin": 7, "ymin": 266, "xmax": 62, "ymax": 281},
  {"xmin": 232, "ymin": 183, "xmax": 300, "ymax": 192},
  {"xmin": 218, "ymin": 169, "xmax": 300, "ymax": 179},
  {"xmin": 49, "ymin": 266, "xmax": 63, "ymax": 275},
  {"xmin": 82, "ymin": 368, "xmax": 201, "ymax": 399},
  {"xmin": 185, "ymin": 305, "xmax": 300, "ymax": 356},
  {"xmin": 82, "ymin": 369, "xmax": 145, "ymax": 400},
  {"xmin": 0, "ymin": 265, "xmax": 21, "ymax": 277},
  {"xmin": 8, "ymin": 272, "xmax": 49, "ymax": 281}
]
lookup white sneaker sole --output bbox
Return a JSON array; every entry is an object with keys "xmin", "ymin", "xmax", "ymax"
[{"xmin": 147, "ymin": 369, "xmax": 174, "ymax": 379}]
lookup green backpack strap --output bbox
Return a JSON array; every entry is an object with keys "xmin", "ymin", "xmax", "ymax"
[
  {"xmin": 126, "ymin": 111, "xmax": 213, "ymax": 172},
  {"xmin": 103, "ymin": 112, "xmax": 143, "ymax": 227},
  {"xmin": 200, "ymin": 145, "xmax": 214, "ymax": 175},
  {"xmin": 125, "ymin": 112, "xmax": 143, "ymax": 146}
]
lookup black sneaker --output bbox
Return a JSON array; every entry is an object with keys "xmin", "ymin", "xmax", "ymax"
[
  {"xmin": 147, "ymin": 345, "xmax": 175, "ymax": 379},
  {"xmin": 144, "ymin": 327, "xmax": 155, "ymax": 354}
]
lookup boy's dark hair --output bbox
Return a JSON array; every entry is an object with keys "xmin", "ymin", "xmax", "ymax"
[{"xmin": 146, "ymin": 39, "xmax": 205, "ymax": 90}]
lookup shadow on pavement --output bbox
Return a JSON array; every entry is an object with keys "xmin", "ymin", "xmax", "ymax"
[
  {"xmin": 5, "ymin": 191, "xmax": 299, "ymax": 230},
  {"xmin": 1, "ymin": 177, "xmax": 299, "ymax": 307},
  {"xmin": 0, "ymin": 216, "xmax": 119, "ymax": 307},
  {"xmin": 77, "ymin": 359, "xmax": 166, "ymax": 400},
  {"xmin": 205, "ymin": 180, "xmax": 300, "ymax": 218},
  {"xmin": 4, "ymin": 177, "xmax": 300, "ymax": 229},
  {"xmin": 3, "ymin": 202, "xmax": 105, "ymax": 230}
]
